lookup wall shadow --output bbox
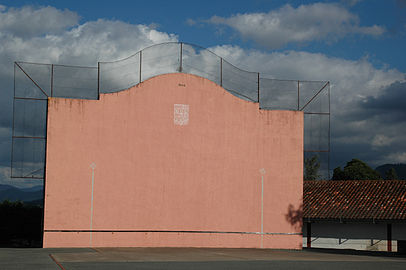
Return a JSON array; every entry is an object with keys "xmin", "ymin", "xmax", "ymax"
[{"xmin": 285, "ymin": 203, "xmax": 303, "ymax": 231}]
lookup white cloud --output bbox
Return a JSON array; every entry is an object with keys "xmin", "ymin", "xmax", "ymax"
[
  {"xmin": 342, "ymin": 0, "xmax": 363, "ymax": 7},
  {"xmin": 206, "ymin": 3, "xmax": 385, "ymax": 48},
  {"xmin": 0, "ymin": 6, "xmax": 178, "ymax": 99},
  {"xmin": 186, "ymin": 18, "xmax": 196, "ymax": 26},
  {"xmin": 209, "ymin": 45, "xmax": 403, "ymax": 104},
  {"xmin": 0, "ymin": 166, "xmax": 11, "ymax": 182},
  {"xmin": 1, "ymin": 18, "xmax": 178, "ymax": 67},
  {"xmin": 372, "ymin": 134, "xmax": 394, "ymax": 147},
  {"xmin": 0, "ymin": 5, "xmax": 80, "ymax": 38},
  {"xmin": 0, "ymin": 166, "xmax": 42, "ymax": 188},
  {"xmin": 385, "ymin": 152, "xmax": 406, "ymax": 164}
]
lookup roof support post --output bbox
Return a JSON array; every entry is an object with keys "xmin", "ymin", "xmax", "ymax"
[
  {"xmin": 307, "ymin": 222, "xmax": 312, "ymax": 248},
  {"xmin": 387, "ymin": 223, "xmax": 392, "ymax": 252}
]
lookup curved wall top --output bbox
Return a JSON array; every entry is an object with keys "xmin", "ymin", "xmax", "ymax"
[
  {"xmin": 99, "ymin": 42, "xmax": 260, "ymax": 102},
  {"xmin": 98, "ymin": 42, "xmax": 329, "ymax": 112}
]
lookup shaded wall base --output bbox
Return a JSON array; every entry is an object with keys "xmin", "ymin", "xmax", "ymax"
[{"xmin": 43, "ymin": 231, "xmax": 302, "ymax": 249}]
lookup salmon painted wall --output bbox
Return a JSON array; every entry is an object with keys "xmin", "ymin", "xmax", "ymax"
[{"xmin": 43, "ymin": 73, "xmax": 303, "ymax": 248}]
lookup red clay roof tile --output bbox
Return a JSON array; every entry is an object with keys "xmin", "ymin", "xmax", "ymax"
[{"xmin": 303, "ymin": 180, "xmax": 406, "ymax": 220}]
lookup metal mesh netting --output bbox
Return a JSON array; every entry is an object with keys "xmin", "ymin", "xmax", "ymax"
[
  {"xmin": 12, "ymin": 98, "xmax": 47, "ymax": 178},
  {"xmin": 11, "ymin": 138, "xmax": 46, "ymax": 179},
  {"xmin": 301, "ymin": 82, "xmax": 329, "ymax": 113},
  {"xmin": 182, "ymin": 43, "xmax": 221, "ymax": 85},
  {"xmin": 302, "ymin": 82, "xmax": 330, "ymax": 179},
  {"xmin": 304, "ymin": 151, "xmax": 329, "ymax": 181},
  {"xmin": 259, "ymin": 79, "xmax": 298, "ymax": 110},
  {"xmin": 258, "ymin": 78, "xmax": 330, "ymax": 178},
  {"xmin": 304, "ymin": 113, "xmax": 329, "ymax": 152},
  {"xmin": 140, "ymin": 43, "xmax": 180, "ymax": 82},
  {"xmin": 12, "ymin": 63, "xmax": 49, "ymax": 179},
  {"xmin": 99, "ymin": 53, "xmax": 140, "ymax": 93},
  {"xmin": 222, "ymin": 60, "xmax": 258, "ymax": 102},
  {"xmin": 52, "ymin": 65, "xmax": 98, "ymax": 99},
  {"xmin": 299, "ymin": 81, "xmax": 328, "ymax": 111},
  {"xmin": 13, "ymin": 99, "xmax": 47, "ymax": 138},
  {"xmin": 15, "ymin": 62, "xmax": 51, "ymax": 99},
  {"xmin": 12, "ymin": 42, "xmax": 330, "ymax": 179},
  {"xmin": 302, "ymin": 83, "xmax": 330, "ymax": 179}
]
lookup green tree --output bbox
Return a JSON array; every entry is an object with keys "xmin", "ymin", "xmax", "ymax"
[
  {"xmin": 332, "ymin": 158, "xmax": 382, "ymax": 180},
  {"xmin": 304, "ymin": 155, "xmax": 320, "ymax": 181},
  {"xmin": 385, "ymin": 167, "xmax": 398, "ymax": 180},
  {"xmin": 332, "ymin": 167, "xmax": 345, "ymax": 180}
]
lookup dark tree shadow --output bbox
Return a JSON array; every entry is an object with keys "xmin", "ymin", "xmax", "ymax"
[
  {"xmin": 285, "ymin": 203, "xmax": 303, "ymax": 231},
  {"xmin": 0, "ymin": 200, "xmax": 42, "ymax": 247}
]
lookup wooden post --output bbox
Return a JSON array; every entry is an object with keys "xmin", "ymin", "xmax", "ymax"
[
  {"xmin": 387, "ymin": 223, "xmax": 392, "ymax": 252},
  {"xmin": 307, "ymin": 222, "xmax": 312, "ymax": 248}
]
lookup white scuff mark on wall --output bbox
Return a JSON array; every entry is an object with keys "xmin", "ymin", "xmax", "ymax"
[
  {"xmin": 259, "ymin": 168, "xmax": 266, "ymax": 248},
  {"xmin": 89, "ymin": 162, "xmax": 96, "ymax": 246}
]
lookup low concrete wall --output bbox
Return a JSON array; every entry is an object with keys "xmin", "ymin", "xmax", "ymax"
[
  {"xmin": 44, "ymin": 73, "xmax": 303, "ymax": 248},
  {"xmin": 303, "ymin": 222, "xmax": 406, "ymax": 252}
]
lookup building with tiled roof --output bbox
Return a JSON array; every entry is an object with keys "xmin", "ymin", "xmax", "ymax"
[
  {"xmin": 302, "ymin": 180, "xmax": 406, "ymax": 253},
  {"xmin": 304, "ymin": 180, "xmax": 406, "ymax": 221}
]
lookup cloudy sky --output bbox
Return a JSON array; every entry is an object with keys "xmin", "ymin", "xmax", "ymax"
[{"xmin": 0, "ymin": 0, "xmax": 405, "ymax": 187}]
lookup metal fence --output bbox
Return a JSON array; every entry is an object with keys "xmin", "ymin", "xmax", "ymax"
[{"xmin": 12, "ymin": 42, "xmax": 330, "ymax": 180}]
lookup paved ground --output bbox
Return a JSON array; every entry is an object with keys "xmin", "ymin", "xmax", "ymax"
[{"xmin": 0, "ymin": 247, "xmax": 405, "ymax": 269}]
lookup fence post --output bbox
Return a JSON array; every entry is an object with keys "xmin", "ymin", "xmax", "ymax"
[
  {"xmin": 387, "ymin": 223, "xmax": 392, "ymax": 252},
  {"xmin": 307, "ymin": 222, "xmax": 312, "ymax": 248},
  {"xmin": 11, "ymin": 63, "xmax": 16, "ymax": 176},
  {"xmin": 51, "ymin": 64, "xmax": 54, "ymax": 97},
  {"xmin": 297, "ymin": 80, "xmax": 300, "ymax": 110},
  {"xmin": 257, "ymin": 72, "xmax": 260, "ymax": 106},
  {"xmin": 97, "ymin": 63, "xmax": 99, "ymax": 99},
  {"xmin": 139, "ymin": 51, "xmax": 142, "ymax": 83},
  {"xmin": 328, "ymin": 82, "xmax": 331, "ymax": 180},
  {"xmin": 179, "ymin": 42, "xmax": 183, "ymax": 73},
  {"xmin": 220, "ymin": 58, "xmax": 223, "ymax": 87}
]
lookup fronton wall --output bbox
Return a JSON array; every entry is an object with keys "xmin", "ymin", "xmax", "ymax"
[{"xmin": 43, "ymin": 73, "xmax": 303, "ymax": 248}]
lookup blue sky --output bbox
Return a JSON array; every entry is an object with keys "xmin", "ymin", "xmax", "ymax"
[
  {"xmin": 0, "ymin": 0, "xmax": 405, "ymax": 186},
  {"xmin": 3, "ymin": 0, "xmax": 404, "ymax": 71}
]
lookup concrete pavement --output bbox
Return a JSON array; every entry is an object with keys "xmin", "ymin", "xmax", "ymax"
[{"xmin": 1, "ymin": 247, "xmax": 405, "ymax": 269}]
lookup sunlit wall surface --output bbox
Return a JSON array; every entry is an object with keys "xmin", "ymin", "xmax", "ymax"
[{"xmin": 43, "ymin": 73, "xmax": 303, "ymax": 248}]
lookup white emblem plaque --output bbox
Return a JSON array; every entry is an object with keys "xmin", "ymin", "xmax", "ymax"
[{"xmin": 174, "ymin": 104, "xmax": 189, "ymax": 126}]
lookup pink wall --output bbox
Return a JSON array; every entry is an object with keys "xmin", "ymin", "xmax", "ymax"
[{"xmin": 43, "ymin": 73, "xmax": 303, "ymax": 248}]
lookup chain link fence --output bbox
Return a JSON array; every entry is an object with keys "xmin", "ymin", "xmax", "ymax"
[{"xmin": 12, "ymin": 42, "xmax": 330, "ymax": 179}]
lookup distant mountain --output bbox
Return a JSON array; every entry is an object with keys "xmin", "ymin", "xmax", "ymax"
[
  {"xmin": 0, "ymin": 184, "xmax": 43, "ymax": 202},
  {"xmin": 375, "ymin": 164, "xmax": 406, "ymax": 180},
  {"xmin": 20, "ymin": 185, "xmax": 43, "ymax": 192},
  {"xmin": 0, "ymin": 184, "xmax": 14, "ymax": 191},
  {"xmin": 0, "ymin": 184, "xmax": 16, "ymax": 191},
  {"xmin": 24, "ymin": 199, "xmax": 43, "ymax": 207}
]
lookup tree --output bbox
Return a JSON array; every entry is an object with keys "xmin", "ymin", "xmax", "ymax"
[
  {"xmin": 332, "ymin": 167, "xmax": 345, "ymax": 180},
  {"xmin": 376, "ymin": 164, "xmax": 406, "ymax": 180},
  {"xmin": 332, "ymin": 158, "xmax": 382, "ymax": 180},
  {"xmin": 385, "ymin": 167, "xmax": 398, "ymax": 180},
  {"xmin": 304, "ymin": 155, "xmax": 320, "ymax": 181}
]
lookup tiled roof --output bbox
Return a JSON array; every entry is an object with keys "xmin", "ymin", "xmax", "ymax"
[{"xmin": 303, "ymin": 180, "xmax": 406, "ymax": 220}]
